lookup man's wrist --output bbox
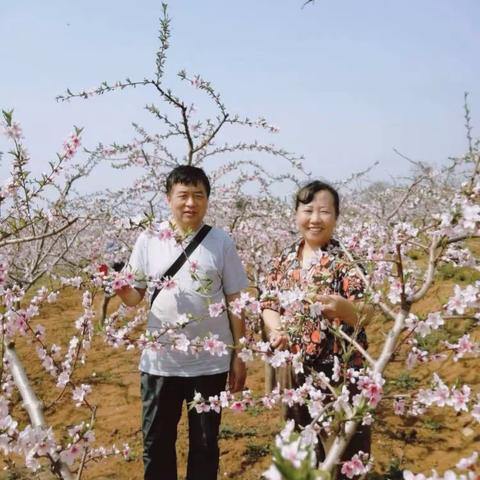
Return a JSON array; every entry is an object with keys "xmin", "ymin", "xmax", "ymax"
[{"xmin": 231, "ymin": 348, "xmax": 241, "ymax": 357}]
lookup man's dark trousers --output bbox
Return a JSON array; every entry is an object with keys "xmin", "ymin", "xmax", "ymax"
[{"xmin": 141, "ymin": 371, "xmax": 228, "ymax": 480}]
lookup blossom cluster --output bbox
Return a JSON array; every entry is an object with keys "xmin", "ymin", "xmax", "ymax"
[
  {"xmin": 411, "ymin": 374, "xmax": 480, "ymax": 420},
  {"xmin": 341, "ymin": 451, "xmax": 372, "ymax": 478},
  {"xmin": 263, "ymin": 419, "xmax": 319, "ymax": 480},
  {"xmin": 446, "ymin": 283, "xmax": 480, "ymax": 316},
  {"xmin": 62, "ymin": 131, "xmax": 82, "ymax": 160}
]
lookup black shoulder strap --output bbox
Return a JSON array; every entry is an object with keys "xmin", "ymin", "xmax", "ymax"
[{"xmin": 150, "ymin": 224, "xmax": 212, "ymax": 307}]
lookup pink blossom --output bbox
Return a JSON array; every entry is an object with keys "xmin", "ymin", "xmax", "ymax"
[
  {"xmin": 172, "ymin": 334, "xmax": 190, "ymax": 352},
  {"xmin": 456, "ymin": 451, "xmax": 478, "ymax": 469},
  {"xmin": 230, "ymin": 401, "xmax": 245, "ymax": 412},
  {"xmin": 220, "ymin": 391, "xmax": 233, "ymax": 408},
  {"xmin": 362, "ymin": 412, "xmax": 373, "ymax": 425},
  {"xmin": 310, "ymin": 302, "xmax": 324, "ymax": 317},
  {"xmin": 60, "ymin": 443, "xmax": 83, "ymax": 466},
  {"xmin": 202, "ymin": 334, "xmax": 228, "ymax": 356},
  {"xmin": 72, "ymin": 384, "xmax": 92, "ymax": 407},
  {"xmin": 189, "ymin": 260, "xmax": 199, "ymax": 273},
  {"xmin": 0, "ymin": 414, "xmax": 17, "ymax": 436},
  {"xmin": 230, "ymin": 297, "xmax": 245, "ymax": 315},
  {"xmin": 262, "ymin": 465, "xmax": 282, "ymax": 480},
  {"xmin": 431, "ymin": 376, "xmax": 450, "ymax": 407},
  {"xmin": 388, "ymin": 279, "xmax": 402, "ymax": 305},
  {"xmin": 208, "ymin": 395, "xmax": 221, "ymax": 413},
  {"xmin": 358, "ymin": 375, "xmax": 384, "ymax": 408},
  {"xmin": 34, "ymin": 324, "xmax": 45, "ymax": 339},
  {"xmin": 208, "ymin": 300, "xmax": 225, "ymax": 318},
  {"xmin": 461, "ymin": 203, "xmax": 480, "ymax": 230},
  {"xmin": 112, "ymin": 277, "xmax": 127, "ymax": 291},
  {"xmin": 47, "ymin": 291, "xmax": 59, "ymax": 303},
  {"xmin": 158, "ymin": 228, "xmax": 174, "ymax": 241},
  {"xmin": 161, "ymin": 277, "xmax": 177, "ymax": 290},
  {"xmin": 341, "ymin": 452, "xmax": 370, "ymax": 478},
  {"xmin": 82, "ymin": 291, "xmax": 92, "ymax": 308},
  {"xmin": 449, "ymin": 385, "xmax": 470, "ymax": 412},
  {"xmin": 446, "ymin": 334, "xmax": 478, "ymax": 361},
  {"xmin": 56, "ymin": 371, "xmax": 70, "ymax": 388},
  {"xmin": 268, "ymin": 350, "xmax": 290, "ymax": 368},
  {"xmin": 190, "ymin": 76, "xmax": 202, "ymax": 88},
  {"xmin": 278, "ymin": 288, "xmax": 305, "ymax": 309},
  {"xmin": 194, "ymin": 402, "xmax": 211, "ymax": 413},
  {"xmin": 291, "ymin": 352, "xmax": 304, "ymax": 374},
  {"xmin": 405, "ymin": 313, "xmax": 419, "ymax": 331},
  {"xmin": 246, "ymin": 299, "xmax": 261, "ymax": 314},
  {"xmin": 280, "ymin": 438, "xmax": 307, "ymax": 468},
  {"xmin": 122, "ymin": 443, "xmax": 131, "ymax": 459},
  {"xmin": 403, "ymin": 471, "xmax": 426, "ymax": 480},
  {"xmin": 255, "ymin": 341, "xmax": 271, "ymax": 353},
  {"xmin": 4, "ymin": 122, "xmax": 22, "ymax": 140},
  {"xmin": 124, "ymin": 272, "xmax": 135, "ymax": 285},
  {"xmin": 63, "ymin": 142, "xmax": 76, "ymax": 159},
  {"xmin": 394, "ymin": 397, "xmax": 406, "ymax": 416},
  {"xmin": 69, "ymin": 133, "xmax": 81, "ymax": 147},
  {"xmin": 238, "ymin": 347, "xmax": 253, "ymax": 363},
  {"xmin": 0, "ymin": 177, "xmax": 16, "ymax": 199},
  {"xmin": 341, "ymin": 459, "xmax": 362, "ymax": 478},
  {"xmin": 425, "ymin": 312, "xmax": 444, "ymax": 330},
  {"xmin": 332, "ymin": 355, "xmax": 341, "ymax": 382},
  {"xmin": 446, "ymin": 284, "xmax": 479, "ymax": 314},
  {"xmin": 111, "ymin": 271, "xmax": 137, "ymax": 291},
  {"xmin": 0, "ymin": 433, "xmax": 11, "ymax": 454},
  {"xmin": 415, "ymin": 321, "xmax": 431, "ymax": 338}
]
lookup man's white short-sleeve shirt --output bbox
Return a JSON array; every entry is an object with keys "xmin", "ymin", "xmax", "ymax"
[{"xmin": 127, "ymin": 222, "xmax": 249, "ymax": 377}]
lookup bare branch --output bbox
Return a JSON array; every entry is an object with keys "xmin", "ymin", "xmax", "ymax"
[
  {"xmin": 336, "ymin": 328, "xmax": 376, "ymax": 368},
  {"xmin": 339, "ymin": 242, "xmax": 397, "ymax": 320},
  {"xmin": 385, "ymin": 176, "xmax": 425, "ymax": 221},
  {"xmin": 0, "ymin": 218, "xmax": 78, "ymax": 248}
]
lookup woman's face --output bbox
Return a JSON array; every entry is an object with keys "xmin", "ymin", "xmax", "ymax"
[{"xmin": 295, "ymin": 189, "xmax": 337, "ymax": 248}]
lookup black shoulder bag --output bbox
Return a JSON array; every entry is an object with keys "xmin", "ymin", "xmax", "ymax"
[{"xmin": 150, "ymin": 224, "xmax": 212, "ymax": 307}]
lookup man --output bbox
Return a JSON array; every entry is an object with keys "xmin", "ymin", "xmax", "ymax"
[{"xmin": 116, "ymin": 165, "xmax": 248, "ymax": 480}]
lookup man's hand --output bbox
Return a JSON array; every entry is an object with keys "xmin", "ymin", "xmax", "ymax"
[
  {"xmin": 316, "ymin": 294, "xmax": 358, "ymax": 327},
  {"xmin": 225, "ymin": 292, "xmax": 247, "ymax": 393},
  {"xmin": 228, "ymin": 354, "xmax": 246, "ymax": 393},
  {"xmin": 115, "ymin": 286, "xmax": 146, "ymax": 307}
]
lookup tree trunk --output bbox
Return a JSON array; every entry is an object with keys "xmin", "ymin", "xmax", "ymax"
[{"xmin": 5, "ymin": 343, "xmax": 74, "ymax": 480}]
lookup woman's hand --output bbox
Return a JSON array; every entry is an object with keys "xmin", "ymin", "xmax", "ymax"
[
  {"xmin": 262, "ymin": 308, "xmax": 289, "ymax": 350},
  {"xmin": 316, "ymin": 294, "xmax": 358, "ymax": 327},
  {"xmin": 269, "ymin": 331, "xmax": 289, "ymax": 350}
]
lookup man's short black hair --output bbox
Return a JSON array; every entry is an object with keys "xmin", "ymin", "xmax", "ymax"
[
  {"xmin": 295, "ymin": 180, "xmax": 340, "ymax": 218},
  {"xmin": 165, "ymin": 165, "xmax": 211, "ymax": 197}
]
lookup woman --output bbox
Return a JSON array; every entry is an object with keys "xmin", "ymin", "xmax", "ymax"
[{"xmin": 260, "ymin": 180, "xmax": 370, "ymax": 477}]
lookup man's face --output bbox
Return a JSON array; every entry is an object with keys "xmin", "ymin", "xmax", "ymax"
[{"xmin": 167, "ymin": 182, "xmax": 209, "ymax": 232}]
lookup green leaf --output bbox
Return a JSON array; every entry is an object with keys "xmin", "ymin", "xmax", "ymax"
[{"xmin": 2, "ymin": 109, "xmax": 13, "ymax": 125}]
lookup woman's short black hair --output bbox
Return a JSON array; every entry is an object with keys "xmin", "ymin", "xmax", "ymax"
[
  {"xmin": 295, "ymin": 180, "xmax": 340, "ymax": 218},
  {"xmin": 165, "ymin": 165, "xmax": 211, "ymax": 197}
]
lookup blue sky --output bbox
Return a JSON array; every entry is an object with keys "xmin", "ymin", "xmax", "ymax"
[{"xmin": 1, "ymin": 0, "xmax": 479, "ymax": 192}]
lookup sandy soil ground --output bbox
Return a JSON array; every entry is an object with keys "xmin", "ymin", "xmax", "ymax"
[{"xmin": 2, "ymin": 268, "xmax": 479, "ymax": 479}]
